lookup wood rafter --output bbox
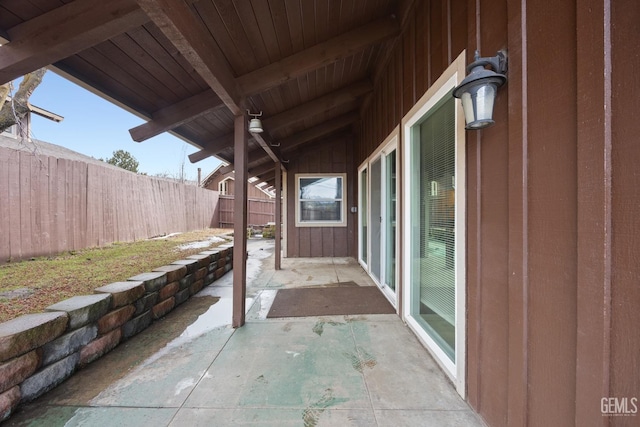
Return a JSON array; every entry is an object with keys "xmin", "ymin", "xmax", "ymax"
[
  {"xmin": 188, "ymin": 81, "xmax": 371, "ymax": 163},
  {"xmin": 217, "ymin": 145, "xmax": 278, "ymax": 175},
  {"xmin": 251, "ymin": 132, "xmax": 281, "ymax": 164},
  {"xmin": 136, "ymin": 0, "xmax": 282, "ymax": 164},
  {"xmin": 248, "ymin": 161, "xmax": 277, "ymax": 178},
  {"xmin": 258, "ymin": 172, "xmax": 275, "ymax": 185},
  {"xmin": 277, "ymin": 112, "xmax": 360, "ymax": 151},
  {"xmin": 217, "ymin": 112, "xmax": 359, "ymax": 176},
  {"xmin": 261, "ymin": 130, "xmax": 353, "ymax": 188},
  {"xmin": 135, "ymin": 0, "xmax": 242, "ymax": 115},
  {"xmin": 129, "ymin": 89, "xmax": 223, "ymax": 142},
  {"xmin": 0, "ymin": 0, "xmax": 148, "ymax": 84},
  {"xmin": 236, "ymin": 16, "xmax": 400, "ymax": 96},
  {"xmin": 262, "ymin": 80, "xmax": 372, "ymax": 132},
  {"xmin": 188, "ymin": 132, "xmax": 235, "ymax": 163}
]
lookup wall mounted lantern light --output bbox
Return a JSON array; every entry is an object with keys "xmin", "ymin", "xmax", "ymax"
[
  {"xmin": 247, "ymin": 110, "xmax": 263, "ymax": 134},
  {"xmin": 453, "ymin": 50, "xmax": 507, "ymax": 130}
]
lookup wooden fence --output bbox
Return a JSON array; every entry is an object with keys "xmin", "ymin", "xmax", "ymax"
[
  {"xmin": 217, "ymin": 195, "xmax": 275, "ymax": 229},
  {"xmin": 0, "ymin": 146, "xmax": 219, "ymax": 262}
]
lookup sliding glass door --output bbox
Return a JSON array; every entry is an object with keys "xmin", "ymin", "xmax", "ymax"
[
  {"xmin": 361, "ymin": 136, "xmax": 398, "ymax": 305},
  {"xmin": 402, "ymin": 52, "xmax": 466, "ymax": 394}
]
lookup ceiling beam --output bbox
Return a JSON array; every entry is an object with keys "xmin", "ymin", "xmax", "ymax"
[
  {"xmin": 278, "ymin": 112, "xmax": 360, "ymax": 151},
  {"xmin": 252, "ymin": 132, "xmax": 282, "ymax": 164},
  {"xmin": 219, "ymin": 112, "xmax": 360, "ymax": 174},
  {"xmin": 283, "ymin": 130, "xmax": 352, "ymax": 157},
  {"xmin": 217, "ymin": 148, "xmax": 276, "ymax": 175},
  {"xmin": 236, "ymin": 16, "xmax": 400, "ymax": 96},
  {"xmin": 0, "ymin": 0, "xmax": 148, "ymax": 84},
  {"xmin": 257, "ymin": 172, "xmax": 275, "ymax": 185},
  {"xmin": 135, "ymin": 0, "xmax": 242, "ymax": 115},
  {"xmin": 262, "ymin": 80, "xmax": 372, "ymax": 132},
  {"xmin": 0, "ymin": 28, "xmax": 10, "ymax": 44},
  {"xmin": 248, "ymin": 162, "xmax": 276, "ymax": 177},
  {"xmin": 188, "ymin": 132, "xmax": 235, "ymax": 163},
  {"xmin": 129, "ymin": 89, "xmax": 223, "ymax": 142},
  {"xmin": 188, "ymin": 81, "xmax": 371, "ymax": 162}
]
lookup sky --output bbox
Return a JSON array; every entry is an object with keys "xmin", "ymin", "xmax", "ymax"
[{"xmin": 23, "ymin": 71, "xmax": 222, "ymax": 181}]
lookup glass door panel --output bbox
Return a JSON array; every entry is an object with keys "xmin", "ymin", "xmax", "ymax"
[
  {"xmin": 384, "ymin": 149, "xmax": 397, "ymax": 292},
  {"xmin": 370, "ymin": 158, "xmax": 382, "ymax": 282},
  {"xmin": 410, "ymin": 95, "xmax": 456, "ymax": 361},
  {"xmin": 358, "ymin": 167, "xmax": 368, "ymax": 266}
]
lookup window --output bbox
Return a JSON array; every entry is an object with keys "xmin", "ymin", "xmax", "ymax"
[
  {"xmin": 218, "ymin": 178, "xmax": 231, "ymax": 195},
  {"xmin": 2, "ymin": 124, "xmax": 17, "ymax": 138},
  {"xmin": 295, "ymin": 173, "xmax": 347, "ymax": 227}
]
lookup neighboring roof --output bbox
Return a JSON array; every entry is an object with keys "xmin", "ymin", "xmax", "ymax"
[
  {"xmin": 200, "ymin": 163, "xmax": 226, "ymax": 187},
  {"xmin": 202, "ymin": 168, "xmax": 275, "ymax": 198},
  {"xmin": 4, "ymin": 96, "xmax": 65, "ymax": 123},
  {"xmin": 29, "ymin": 104, "xmax": 63, "ymax": 123},
  {"xmin": 0, "ymin": 134, "xmax": 124, "ymax": 172}
]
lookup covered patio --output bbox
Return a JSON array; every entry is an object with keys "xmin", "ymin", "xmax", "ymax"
[
  {"xmin": 5, "ymin": 239, "xmax": 483, "ymax": 426},
  {"xmin": 3, "ymin": 1, "xmax": 637, "ymax": 425}
]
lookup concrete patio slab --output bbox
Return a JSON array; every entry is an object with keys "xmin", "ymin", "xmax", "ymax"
[{"xmin": 5, "ymin": 239, "xmax": 485, "ymax": 427}]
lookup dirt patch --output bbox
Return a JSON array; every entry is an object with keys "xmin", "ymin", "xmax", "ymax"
[{"xmin": 0, "ymin": 287, "xmax": 34, "ymax": 300}]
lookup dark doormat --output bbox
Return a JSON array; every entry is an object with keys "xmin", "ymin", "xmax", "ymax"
[{"xmin": 266, "ymin": 284, "xmax": 396, "ymax": 318}]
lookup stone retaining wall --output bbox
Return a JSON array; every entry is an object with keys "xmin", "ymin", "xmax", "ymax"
[{"xmin": 0, "ymin": 243, "xmax": 234, "ymax": 421}]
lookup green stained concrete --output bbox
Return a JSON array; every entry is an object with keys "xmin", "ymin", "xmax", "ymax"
[{"xmin": 184, "ymin": 320, "xmax": 369, "ymax": 410}]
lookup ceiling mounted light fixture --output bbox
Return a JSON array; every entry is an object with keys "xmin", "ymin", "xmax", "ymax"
[
  {"xmin": 453, "ymin": 50, "xmax": 507, "ymax": 130},
  {"xmin": 247, "ymin": 110, "xmax": 263, "ymax": 134}
]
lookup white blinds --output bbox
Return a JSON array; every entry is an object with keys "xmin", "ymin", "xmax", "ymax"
[{"xmin": 418, "ymin": 96, "xmax": 456, "ymax": 326}]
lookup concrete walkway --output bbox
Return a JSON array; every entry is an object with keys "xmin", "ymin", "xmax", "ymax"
[{"xmin": 6, "ymin": 239, "xmax": 484, "ymax": 427}]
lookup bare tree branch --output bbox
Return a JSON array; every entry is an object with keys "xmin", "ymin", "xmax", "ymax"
[{"xmin": 0, "ymin": 68, "xmax": 47, "ymax": 132}]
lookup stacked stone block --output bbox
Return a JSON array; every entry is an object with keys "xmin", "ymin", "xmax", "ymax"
[{"xmin": 0, "ymin": 244, "xmax": 233, "ymax": 422}]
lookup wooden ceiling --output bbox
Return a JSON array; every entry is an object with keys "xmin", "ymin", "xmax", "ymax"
[{"xmin": 0, "ymin": 0, "xmax": 409, "ymax": 186}]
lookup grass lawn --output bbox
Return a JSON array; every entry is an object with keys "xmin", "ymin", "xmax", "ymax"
[{"xmin": 0, "ymin": 228, "xmax": 232, "ymax": 323}]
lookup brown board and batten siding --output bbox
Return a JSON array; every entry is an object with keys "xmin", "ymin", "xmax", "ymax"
[
  {"xmin": 357, "ymin": 1, "xmax": 639, "ymax": 427},
  {"xmin": 357, "ymin": 0, "xmax": 467, "ymax": 162},
  {"xmin": 286, "ymin": 134, "xmax": 355, "ymax": 258}
]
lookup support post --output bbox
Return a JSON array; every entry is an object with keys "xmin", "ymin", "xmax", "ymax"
[
  {"xmin": 275, "ymin": 161, "xmax": 282, "ymax": 270},
  {"xmin": 232, "ymin": 111, "xmax": 248, "ymax": 328}
]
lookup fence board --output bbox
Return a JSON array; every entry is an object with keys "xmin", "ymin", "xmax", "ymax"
[
  {"xmin": 47, "ymin": 157, "xmax": 57, "ymax": 256},
  {"xmin": 8, "ymin": 150, "xmax": 21, "ymax": 260},
  {"xmin": 217, "ymin": 195, "xmax": 275, "ymax": 228},
  {"xmin": 19, "ymin": 153, "xmax": 33, "ymax": 258},
  {"xmin": 32, "ymin": 156, "xmax": 49, "ymax": 257},
  {"xmin": 54, "ymin": 158, "xmax": 67, "ymax": 254},
  {"xmin": 0, "ymin": 148, "xmax": 10, "ymax": 261}
]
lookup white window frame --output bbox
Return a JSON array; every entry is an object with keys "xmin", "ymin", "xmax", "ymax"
[
  {"xmin": 401, "ymin": 51, "xmax": 467, "ymax": 397},
  {"xmin": 218, "ymin": 177, "xmax": 232, "ymax": 195},
  {"xmin": 358, "ymin": 127, "xmax": 400, "ymax": 308},
  {"xmin": 2, "ymin": 124, "xmax": 17, "ymax": 138},
  {"xmin": 357, "ymin": 161, "xmax": 369, "ymax": 269},
  {"xmin": 295, "ymin": 173, "xmax": 347, "ymax": 227}
]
